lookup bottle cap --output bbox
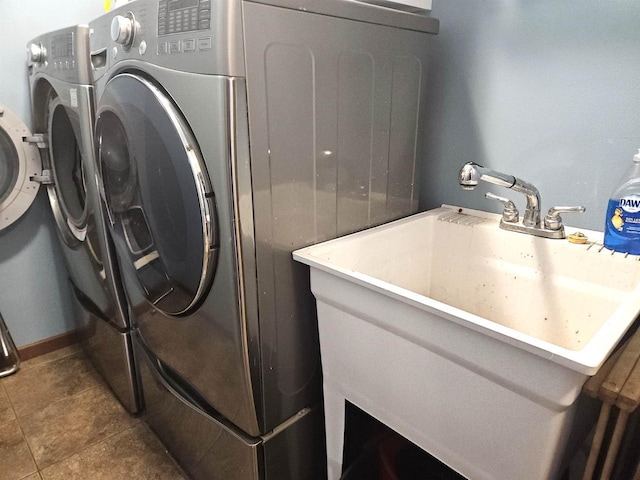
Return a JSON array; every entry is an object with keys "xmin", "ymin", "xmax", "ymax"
[{"xmin": 634, "ymin": 149, "xmax": 640, "ymax": 163}]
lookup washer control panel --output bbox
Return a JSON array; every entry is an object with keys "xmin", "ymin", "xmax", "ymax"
[
  {"xmin": 89, "ymin": 0, "xmax": 244, "ymax": 78},
  {"xmin": 50, "ymin": 32, "xmax": 77, "ymax": 71},
  {"xmin": 158, "ymin": 0, "xmax": 211, "ymax": 36},
  {"xmin": 28, "ymin": 25, "xmax": 91, "ymax": 84}
]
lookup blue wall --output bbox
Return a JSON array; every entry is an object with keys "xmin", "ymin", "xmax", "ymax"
[
  {"xmin": 0, "ymin": 0, "xmax": 104, "ymax": 347},
  {"xmin": 0, "ymin": 194, "xmax": 75, "ymax": 347},
  {"xmin": 420, "ymin": 0, "xmax": 640, "ymax": 232}
]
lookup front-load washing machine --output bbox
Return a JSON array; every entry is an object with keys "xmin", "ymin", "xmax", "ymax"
[
  {"xmin": 90, "ymin": 1, "xmax": 438, "ymax": 478},
  {"xmin": 24, "ymin": 24, "xmax": 140, "ymax": 413}
]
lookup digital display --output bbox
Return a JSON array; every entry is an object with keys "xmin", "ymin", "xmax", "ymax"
[
  {"xmin": 51, "ymin": 32, "xmax": 74, "ymax": 59},
  {"xmin": 168, "ymin": 0, "xmax": 198, "ymax": 11},
  {"xmin": 158, "ymin": 0, "xmax": 210, "ymax": 36}
]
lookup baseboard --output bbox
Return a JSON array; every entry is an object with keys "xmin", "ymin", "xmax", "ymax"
[{"xmin": 17, "ymin": 329, "xmax": 81, "ymax": 361}]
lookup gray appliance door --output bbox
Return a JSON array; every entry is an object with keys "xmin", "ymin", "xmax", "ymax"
[
  {"xmin": 46, "ymin": 94, "xmax": 89, "ymax": 247},
  {"xmin": 0, "ymin": 104, "xmax": 41, "ymax": 231},
  {"xmin": 94, "ymin": 73, "xmax": 262, "ymax": 432},
  {"xmin": 95, "ymin": 73, "xmax": 218, "ymax": 316},
  {"xmin": 32, "ymin": 80, "xmax": 130, "ymax": 331}
]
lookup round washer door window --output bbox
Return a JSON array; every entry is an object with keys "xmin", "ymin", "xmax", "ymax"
[
  {"xmin": 0, "ymin": 104, "xmax": 42, "ymax": 231},
  {"xmin": 95, "ymin": 73, "xmax": 218, "ymax": 316}
]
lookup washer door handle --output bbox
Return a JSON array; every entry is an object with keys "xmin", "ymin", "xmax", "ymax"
[
  {"xmin": 23, "ymin": 134, "xmax": 48, "ymax": 149},
  {"xmin": 29, "ymin": 168, "xmax": 54, "ymax": 185}
]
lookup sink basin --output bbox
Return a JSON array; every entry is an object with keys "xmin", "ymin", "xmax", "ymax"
[
  {"xmin": 301, "ymin": 205, "xmax": 640, "ymax": 371},
  {"xmin": 293, "ymin": 205, "xmax": 640, "ymax": 480}
]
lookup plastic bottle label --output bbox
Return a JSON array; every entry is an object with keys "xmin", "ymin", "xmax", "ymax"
[{"xmin": 604, "ymin": 197, "xmax": 640, "ymax": 254}]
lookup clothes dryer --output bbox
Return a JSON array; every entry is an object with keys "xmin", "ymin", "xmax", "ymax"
[
  {"xmin": 25, "ymin": 25, "xmax": 140, "ymax": 413},
  {"xmin": 89, "ymin": 1, "xmax": 438, "ymax": 478}
]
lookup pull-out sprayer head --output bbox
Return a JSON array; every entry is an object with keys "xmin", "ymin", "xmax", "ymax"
[{"xmin": 459, "ymin": 162, "xmax": 481, "ymax": 190}]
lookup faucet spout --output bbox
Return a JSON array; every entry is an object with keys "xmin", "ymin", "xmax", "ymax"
[{"xmin": 458, "ymin": 162, "xmax": 541, "ymax": 227}]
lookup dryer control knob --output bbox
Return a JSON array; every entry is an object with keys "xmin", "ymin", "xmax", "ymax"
[
  {"xmin": 111, "ymin": 14, "xmax": 135, "ymax": 47},
  {"xmin": 28, "ymin": 43, "xmax": 45, "ymax": 64}
]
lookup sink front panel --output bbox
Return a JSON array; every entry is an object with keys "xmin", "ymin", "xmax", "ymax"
[{"xmin": 308, "ymin": 266, "xmax": 590, "ymax": 480}]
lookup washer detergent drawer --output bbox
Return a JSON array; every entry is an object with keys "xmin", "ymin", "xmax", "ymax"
[{"xmin": 134, "ymin": 339, "xmax": 261, "ymax": 480}]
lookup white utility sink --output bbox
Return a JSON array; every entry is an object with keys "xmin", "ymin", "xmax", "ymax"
[{"xmin": 293, "ymin": 205, "xmax": 640, "ymax": 480}]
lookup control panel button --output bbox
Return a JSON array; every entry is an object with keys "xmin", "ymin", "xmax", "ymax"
[
  {"xmin": 169, "ymin": 41, "xmax": 180, "ymax": 54},
  {"xmin": 197, "ymin": 37, "xmax": 212, "ymax": 51},
  {"xmin": 182, "ymin": 39, "xmax": 195, "ymax": 52},
  {"xmin": 157, "ymin": 42, "xmax": 168, "ymax": 55}
]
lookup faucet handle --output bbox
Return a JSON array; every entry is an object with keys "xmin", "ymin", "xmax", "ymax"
[
  {"xmin": 544, "ymin": 206, "xmax": 586, "ymax": 231},
  {"xmin": 485, "ymin": 192, "xmax": 519, "ymax": 223}
]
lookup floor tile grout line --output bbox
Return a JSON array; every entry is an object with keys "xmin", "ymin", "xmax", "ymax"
[
  {"xmin": 3, "ymin": 347, "xmax": 163, "ymax": 480},
  {"xmin": 3, "ymin": 363, "xmax": 183, "ymax": 479},
  {"xmin": 16, "ymin": 471, "xmax": 42, "ymax": 480},
  {"xmin": 18, "ymin": 382, "xmax": 136, "ymax": 472},
  {"xmin": 7, "ymin": 374, "xmax": 108, "ymax": 421},
  {"xmin": 1, "ymin": 348, "xmax": 147, "ymax": 480},
  {"xmin": 4, "ymin": 350, "xmax": 118, "ymax": 475},
  {"xmin": 37, "ymin": 422, "xmax": 144, "ymax": 476},
  {"xmin": 139, "ymin": 421, "xmax": 188, "ymax": 478},
  {"xmin": 13, "ymin": 348, "xmax": 90, "ymax": 377},
  {"xmin": 4, "ymin": 349, "xmax": 99, "ymax": 384},
  {"xmin": 38, "ymin": 421, "xmax": 188, "ymax": 480},
  {"xmin": 18, "ymin": 345, "xmax": 83, "ymax": 372},
  {"xmin": 3, "ymin": 376, "xmax": 40, "ymax": 479},
  {"xmin": 0, "ymin": 377, "xmax": 18, "ymax": 426}
]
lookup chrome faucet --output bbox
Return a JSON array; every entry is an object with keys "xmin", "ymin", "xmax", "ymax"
[
  {"xmin": 458, "ymin": 162, "xmax": 585, "ymax": 239},
  {"xmin": 459, "ymin": 162, "xmax": 541, "ymax": 227}
]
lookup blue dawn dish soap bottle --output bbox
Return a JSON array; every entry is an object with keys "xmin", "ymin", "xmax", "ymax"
[{"xmin": 604, "ymin": 149, "xmax": 640, "ymax": 254}]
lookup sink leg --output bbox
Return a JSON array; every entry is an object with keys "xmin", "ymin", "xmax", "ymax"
[{"xmin": 324, "ymin": 385, "xmax": 346, "ymax": 480}]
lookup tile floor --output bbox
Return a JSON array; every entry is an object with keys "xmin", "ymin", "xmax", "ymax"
[
  {"xmin": 0, "ymin": 345, "xmax": 187, "ymax": 480},
  {"xmin": 0, "ymin": 344, "xmax": 597, "ymax": 480}
]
